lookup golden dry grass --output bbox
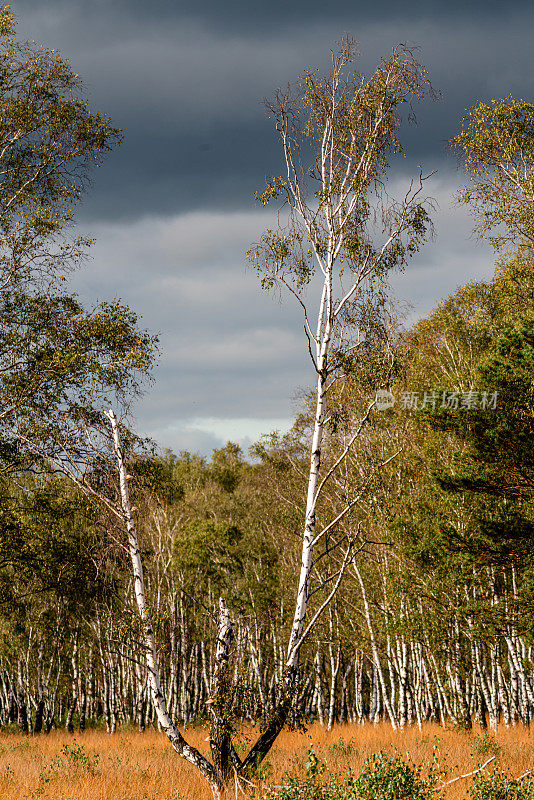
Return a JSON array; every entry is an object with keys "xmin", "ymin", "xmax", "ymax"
[{"xmin": 0, "ymin": 722, "xmax": 531, "ymax": 799}]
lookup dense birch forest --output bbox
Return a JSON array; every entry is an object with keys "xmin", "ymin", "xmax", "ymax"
[
  {"xmin": 0, "ymin": 5, "xmax": 533, "ymax": 798},
  {"xmin": 2, "ymin": 244, "xmax": 534, "ymax": 739}
]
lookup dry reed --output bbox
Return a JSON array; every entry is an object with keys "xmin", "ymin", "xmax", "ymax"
[{"xmin": 0, "ymin": 722, "xmax": 531, "ymax": 799}]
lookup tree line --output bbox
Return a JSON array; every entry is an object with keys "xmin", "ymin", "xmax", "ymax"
[{"xmin": 1, "ymin": 251, "xmax": 534, "ymax": 740}]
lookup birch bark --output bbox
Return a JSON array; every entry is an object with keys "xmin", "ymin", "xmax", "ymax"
[{"xmin": 108, "ymin": 409, "xmax": 221, "ymax": 797}]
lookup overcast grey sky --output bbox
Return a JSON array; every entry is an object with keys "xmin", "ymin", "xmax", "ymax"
[{"xmin": 13, "ymin": 0, "xmax": 533, "ymax": 455}]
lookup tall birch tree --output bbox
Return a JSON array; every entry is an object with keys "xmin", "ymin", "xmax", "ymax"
[
  {"xmin": 104, "ymin": 38, "xmax": 435, "ymax": 798},
  {"xmin": 248, "ymin": 37, "xmax": 432, "ymax": 689}
]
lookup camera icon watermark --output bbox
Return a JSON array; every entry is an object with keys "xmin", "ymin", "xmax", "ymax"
[{"xmin": 375, "ymin": 389, "xmax": 396, "ymax": 411}]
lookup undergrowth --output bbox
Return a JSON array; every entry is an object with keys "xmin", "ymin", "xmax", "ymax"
[{"xmin": 272, "ymin": 747, "xmax": 534, "ymax": 800}]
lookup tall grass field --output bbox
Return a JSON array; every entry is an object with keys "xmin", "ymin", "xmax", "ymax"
[{"xmin": 0, "ymin": 722, "xmax": 532, "ymax": 799}]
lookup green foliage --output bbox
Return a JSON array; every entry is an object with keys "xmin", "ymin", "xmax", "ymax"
[
  {"xmin": 275, "ymin": 749, "xmax": 440, "ymax": 800},
  {"xmin": 249, "ymin": 41, "xmax": 433, "ymax": 295},
  {"xmin": 36, "ymin": 741, "xmax": 100, "ymax": 792},
  {"xmin": 352, "ymin": 751, "xmax": 440, "ymax": 800},
  {"xmin": 0, "ymin": 6, "xmax": 156, "ymax": 466},
  {"xmin": 0, "ymin": 292, "xmax": 156, "ymax": 460},
  {"xmin": 469, "ymin": 771, "xmax": 534, "ymax": 800},
  {"xmin": 474, "ymin": 320, "xmax": 534, "ymax": 477},
  {"xmin": 0, "ymin": 477, "xmax": 108, "ymax": 605},
  {"xmin": 274, "ymin": 749, "xmax": 329, "ymax": 800},
  {"xmin": 0, "ymin": 5, "xmax": 121, "ymax": 244},
  {"xmin": 424, "ymin": 318, "xmax": 534, "ymax": 522},
  {"xmin": 210, "ymin": 442, "xmax": 244, "ymax": 493},
  {"xmin": 398, "ymin": 275, "xmax": 534, "ymax": 604},
  {"xmin": 329, "ymin": 737, "xmax": 358, "ymax": 757},
  {"xmin": 174, "ymin": 519, "xmax": 244, "ymax": 592},
  {"xmin": 452, "ymin": 97, "xmax": 534, "ymax": 250},
  {"xmin": 131, "ymin": 455, "xmax": 185, "ymax": 505},
  {"xmin": 472, "ymin": 733, "xmax": 502, "ymax": 759},
  {"xmin": 55, "ymin": 741, "xmax": 100, "ymax": 774}
]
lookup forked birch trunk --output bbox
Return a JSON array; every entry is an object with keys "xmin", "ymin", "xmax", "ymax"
[
  {"xmin": 208, "ymin": 597, "xmax": 238, "ymax": 783},
  {"xmin": 105, "ymin": 39, "xmax": 432, "ymax": 795}
]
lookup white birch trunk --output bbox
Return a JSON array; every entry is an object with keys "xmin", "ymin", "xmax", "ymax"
[
  {"xmin": 286, "ymin": 293, "xmax": 331, "ymax": 670},
  {"xmin": 354, "ymin": 564, "xmax": 398, "ymax": 729},
  {"xmin": 107, "ymin": 409, "xmax": 221, "ymax": 797}
]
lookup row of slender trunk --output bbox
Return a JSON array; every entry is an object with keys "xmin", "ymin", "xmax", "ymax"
[{"xmin": 2, "ymin": 607, "xmax": 534, "ymax": 735}]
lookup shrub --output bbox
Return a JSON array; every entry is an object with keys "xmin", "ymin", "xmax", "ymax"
[
  {"xmin": 329, "ymin": 737, "xmax": 358, "ymax": 758},
  {"xmin": 469, "ymin": 771, "xmax": 534, "ymax": 800},
  {"xmin": 274, "ymin": 749, "xmax": 440, "ymax": 800},
  {"xmin": 353, "ymin": 751, "xmax": 438, "ymax": 800},
  {"xmin": 472, "ymin": 733, "xmax": 501, "ymax": 759}
]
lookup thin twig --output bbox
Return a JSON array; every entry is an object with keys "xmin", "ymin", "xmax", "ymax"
[{"xmin": 433, "ymin": 756, "xmax": 495, "ymax": 791}]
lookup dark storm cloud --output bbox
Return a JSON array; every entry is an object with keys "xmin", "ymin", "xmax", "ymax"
[
  {"xmin": 71, "ymin": 207, "xmax": 313, "ymax": 452},
  {"xmin": 7, "ymin": 1, "xmax": 530, "ymax": 453},
  {"xmin": 69, "ymin": 178, "xmax": 494, "ymax": 455},
  {"xmin": 12, "ymin": 1, "xmax": 534, "ymax": 221},
  {"xmin": 15, "ymin": 0, "xmax": 534, "ymax": 36}
]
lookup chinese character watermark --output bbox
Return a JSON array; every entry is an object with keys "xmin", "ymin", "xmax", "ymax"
[{"xmin": 375, "ymin": 389, "xmax": 498, "ymax": 411}]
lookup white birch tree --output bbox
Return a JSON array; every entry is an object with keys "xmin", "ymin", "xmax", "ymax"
[
  {"xmin": 101, "ymin": 38, "xmax": 435, "ymax": 798},
  {"xmin": 248, "ymin": 36, "xmax": 433, "ymax": 688}
]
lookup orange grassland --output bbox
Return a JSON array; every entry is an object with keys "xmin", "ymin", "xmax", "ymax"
[{"xmin": 0, "ymin": 721, "xmax": 532, "ymax": 800}]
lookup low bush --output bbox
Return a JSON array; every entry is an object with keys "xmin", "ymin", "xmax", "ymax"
[
  {"xmin": 273, "ymin": 747, "xmax": 534, "ymax": 800},
  {"xmin": 274, "ymin": 749, "xmax": 440, "ymax": 800},
  {"xmin": 469, "ymin": 770, "xmax": 534, "ymax": 800}
]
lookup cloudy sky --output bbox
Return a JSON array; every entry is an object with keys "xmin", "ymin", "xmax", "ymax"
[{"xmin": 12, "ymin": 0, "xmax": 534, "ymax": 455}]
